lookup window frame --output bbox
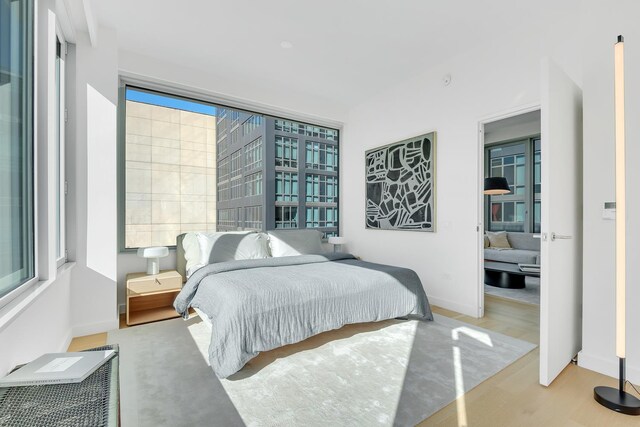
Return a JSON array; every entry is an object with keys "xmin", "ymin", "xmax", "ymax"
[
  {"xmin": 0, "ymin": 0, "xmax": 37, "ymax": 307},
  {"xmin": 54, "ymin": 25, "xmax": 67, "ymax": 268},
  {"xmin": 117, "ymin": 79, "xmax": 343, "ymax": 251}
]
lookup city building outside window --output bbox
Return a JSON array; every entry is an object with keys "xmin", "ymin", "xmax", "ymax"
[
  {"xmin": 485, "ymin": 137, "xmax": 540, "ymax": 233},
  {"xmin": 121, "ymin": 86, "xmax": 340, "ymax": 246},
  {"xmin": 122, "ymin": 88, "xmax": 217, "ymax": 249}
]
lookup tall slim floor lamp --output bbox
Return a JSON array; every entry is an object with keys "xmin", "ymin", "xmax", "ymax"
[{"xmin": 593, "ymin": 35, "xmax": 640, "ymax": 416}]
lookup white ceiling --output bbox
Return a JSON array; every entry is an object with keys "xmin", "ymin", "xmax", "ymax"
[{"xmin": 94, "ymin": 0, "xmax": 582, "ymax": 112}]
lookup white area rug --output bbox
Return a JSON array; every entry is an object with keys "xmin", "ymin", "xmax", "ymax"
[
  {"xmin": 108, "ymin": 314, "xmax": 535, "ymax": 427},
  {"xmin": 484, "ymin": 276, "xmax": 540, "ymax": 305}
]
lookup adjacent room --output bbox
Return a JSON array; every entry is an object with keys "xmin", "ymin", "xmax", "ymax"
[
  {"xmin": 1, "ymin": 0, "xmax": 640, "ymax": 426},
  {"xmin": 483, "ymin": 110, "xmax": 542, "ymax": 307}
]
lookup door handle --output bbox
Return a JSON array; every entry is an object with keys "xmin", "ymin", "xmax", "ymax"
[
  {"xmin": 551, "ymin": 232, "xmax": 572, "ymax": 241},
  {"xmin": 533, "ymin": 234, "xmax": 541, "ymax": 239}
]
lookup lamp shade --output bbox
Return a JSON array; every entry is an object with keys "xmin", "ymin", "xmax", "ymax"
[
  {"xmin": 484, "ymin": 177, "xmax": 511, "ymax": 195},
  {"xmin": 137, "ymin": 247, "xmax": 169, "ymax": 259},
  {"xmin": 328, "ymin": 236, "xmax": 346, "ymax": 245},
  {"xmin": 137, "ymin": 246, "xmax": 169, "ymax": 275}
]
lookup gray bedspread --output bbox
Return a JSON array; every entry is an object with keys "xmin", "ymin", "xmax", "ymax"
[{"xmin": 174, "ymin": 253, "xmax": 433, "ymax": 378}]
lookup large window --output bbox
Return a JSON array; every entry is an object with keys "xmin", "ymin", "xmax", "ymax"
[
  {"xmin": 121, "ymin": 86, "xmax": 339, "ymax": 243},
  {"xmin": 0, "ymin": 0, "xmax": 35, "ymax": 298},
  {"xmin": 485, "ymin": 137, "xmax": 541, "ymax": 233},
  {"xmin": 122, "ymin": 87, "xmax": 218, "ymax": 249}
]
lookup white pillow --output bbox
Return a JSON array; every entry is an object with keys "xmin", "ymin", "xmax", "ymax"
[
  {"xmin": 267, "ymin": 230, "xmax": 324, "ymax": 257},
  {"xmin": 197, "ymin": 231, "xmax": 270, "ymax": 266},
  {"xmin": 182, "ymin": 232, "xmax": 203, "ymax": 278}
]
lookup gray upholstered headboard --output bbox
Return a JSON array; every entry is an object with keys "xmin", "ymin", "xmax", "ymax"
[{"xmin": 176, "ymin": 233, "xmax": 187, "ymax": 282}]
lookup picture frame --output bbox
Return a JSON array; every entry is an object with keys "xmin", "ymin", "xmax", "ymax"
[{"xmin": 365, "ymin": 131, "xmax": 436, "ymax": 232}]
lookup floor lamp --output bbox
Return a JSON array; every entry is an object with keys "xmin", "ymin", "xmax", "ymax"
[{"xmin": 593, "ymin": 35, "xmax": 640, "ymax": 416}]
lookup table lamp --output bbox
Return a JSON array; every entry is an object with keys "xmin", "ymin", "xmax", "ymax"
[
  {"xmin": 137, "ymin": 246, "xmax": 169, "ymax": 275},
  {"xmin": 328, "ymin": 236, "xmax": 346, "ymax": 253}
]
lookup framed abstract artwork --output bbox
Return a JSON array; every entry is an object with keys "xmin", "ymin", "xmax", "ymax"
[{"xmin": 365, "ymin": 132, "xmax": 436, "ymax": 232}]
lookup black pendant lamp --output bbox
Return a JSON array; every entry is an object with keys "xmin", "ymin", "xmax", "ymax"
[{"xmin": 484, "ymin": 177, "xmax": 511, "ymax": 195}]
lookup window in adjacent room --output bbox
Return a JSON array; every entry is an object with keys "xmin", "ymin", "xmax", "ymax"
[
  {"xmin": 0, "ymin": 0, "xmax": 35, "ymax": 299},
  {"xmin": 485, "ymin": 137, "xmax": 541, "ymax": 233}
]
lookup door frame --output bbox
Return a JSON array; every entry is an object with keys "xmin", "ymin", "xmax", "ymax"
[{"xmin": 476, "ymin": 103, "xmax": 541, "ymax": 318}]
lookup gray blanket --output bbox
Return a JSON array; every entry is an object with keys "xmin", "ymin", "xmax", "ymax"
[{"xmin": 174, "ymin": 253, "xmax": 433, "ymax": 378}]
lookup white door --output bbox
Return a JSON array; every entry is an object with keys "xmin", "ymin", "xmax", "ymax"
[{"xmin": 539, "ymin": 58, "xmax": 583, "ymax": 386}]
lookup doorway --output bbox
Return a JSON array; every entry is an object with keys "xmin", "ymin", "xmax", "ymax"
[
  {"xmin": 477, "ymin": 61, "xmax": 583, "ymax": 387},
  {"xmin": 482, "ymin": 110, "xmax": 542, "ymax": 308}
]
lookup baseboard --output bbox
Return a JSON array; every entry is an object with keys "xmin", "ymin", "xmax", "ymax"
[
  {"xmin": 428, "ymin": 295, "xmax": 478, "ymax": 318},
  {"xmin": 59, "ymin": 329, "xmax": 74, "ymax": 353},
  {"xmin": 72, "ymin": 317, "xmax": 119, "ymax": 338},
  {"xmin": 578, "ymin": 350, "xmax": 640, "ymax": 385}
]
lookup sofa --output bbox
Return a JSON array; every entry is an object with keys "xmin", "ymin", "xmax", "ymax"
[{"xmin": 484, "ymin": 232, "xmax": 540, "ymax": 266}]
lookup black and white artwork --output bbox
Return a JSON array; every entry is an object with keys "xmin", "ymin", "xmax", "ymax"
[{"xmin": 365, "ymin": 132, "xmax": 436, "ymax": 231}]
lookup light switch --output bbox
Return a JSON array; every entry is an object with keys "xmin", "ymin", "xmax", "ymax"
[{"xmin": 603, "ymin": 202, "xmax": 616, "ymax": 220}]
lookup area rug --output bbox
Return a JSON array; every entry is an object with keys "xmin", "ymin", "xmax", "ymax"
[
  {"xmin": 107, "ymin": 314, "xmax": 536, "ymax": 427},
  {"xmin": 484, "ymin": 276, "xmax": 540, "ymax": 305}
]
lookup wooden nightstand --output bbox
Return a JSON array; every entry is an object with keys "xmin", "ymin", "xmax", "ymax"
[{"xmin": 126, "ymin": 270, "xmax": 183, "ymax": 326}]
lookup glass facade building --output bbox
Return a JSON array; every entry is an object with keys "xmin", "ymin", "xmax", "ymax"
[
  {"xmin": 216, "ymin": 112, "xmax": 339, "ymax": 237},
  {"xmin": 122, "ymin": 86, "xmax": 340, "ymax": 246}
]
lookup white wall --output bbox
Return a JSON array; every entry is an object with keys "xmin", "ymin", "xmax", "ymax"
[
  {"xmin": 118, "ymin": 50, "xmax": 347, "ymax": 125},
  {"xmin": 67, "ymin": 27, "xmax": 119, "ymax": 336},
  {"xmin": 341, "ymin": 27, "xmax": 582, "ymax": 317},
  {"xmin": 0, "ymin": 267, "xmax": 73, "ymax": 375},
  {"xmin": 578, "ymin": 0, "xmax": 640, "ymax": 384},
  {"xmin": 343, "ymin": 0, "xmax": 640, "ymax": 384},
  {"xmin": 484, "ymin": 111, "xmax": 541, "ymax": 145}
]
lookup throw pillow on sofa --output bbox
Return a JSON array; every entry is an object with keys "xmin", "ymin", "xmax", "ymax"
[{"xmin": 486, "ymin": 231, "xmax": 511, "ymax": 249}]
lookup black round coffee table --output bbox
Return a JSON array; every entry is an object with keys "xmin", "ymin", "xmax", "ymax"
[{"xmin": 484, "ymin": 261, "xmax": 539, "ymax": 289}]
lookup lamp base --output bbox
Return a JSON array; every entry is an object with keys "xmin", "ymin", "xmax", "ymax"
[
  {"xmin": 594, "ymin": 386, "xmax": 640, "ymax": 415},
  {"xmin": 146, "ymin": 257, "xmax": 160, "ymax": 275}
]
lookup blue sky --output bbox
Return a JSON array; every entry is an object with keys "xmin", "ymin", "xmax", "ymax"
[{"xmin": 126, "ymin": 88, "xmax": 217, "ymax": 116}]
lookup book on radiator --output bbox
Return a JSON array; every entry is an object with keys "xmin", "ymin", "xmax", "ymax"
[{"xmin": 0, "ymin": 350, "xmax": 116, "ymax": 388}]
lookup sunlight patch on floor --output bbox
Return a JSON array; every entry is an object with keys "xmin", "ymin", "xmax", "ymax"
[
  {"xmin": 451, "ymin": 326, "xmax": 493, "ymax": 427},
  {"xmin": 452, "ymin": 326, "xmax": 493, "ymax": 348}
]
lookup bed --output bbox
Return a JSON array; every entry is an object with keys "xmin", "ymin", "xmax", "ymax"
[{"xmin": 173, "ymin": 231, "xmax": 433, "ymax": 379}]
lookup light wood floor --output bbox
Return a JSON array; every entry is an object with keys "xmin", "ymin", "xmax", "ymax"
[{"xmin": 69, "ymin": 296, "xmax": 639, "ymax": 426}]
